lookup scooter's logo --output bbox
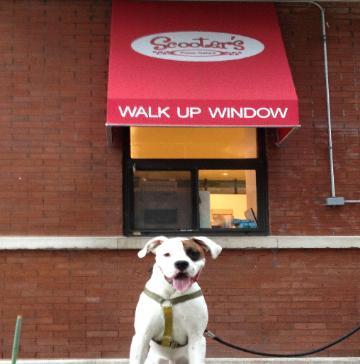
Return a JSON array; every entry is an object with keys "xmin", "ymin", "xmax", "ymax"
[{"xmin": 131, "ymin": 31, "xmax": 264, "ymax": 62}]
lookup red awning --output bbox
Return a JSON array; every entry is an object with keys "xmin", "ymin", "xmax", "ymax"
[{"xmin": 107, "ymin": 1, "xmax": 299, "ymax": 145}]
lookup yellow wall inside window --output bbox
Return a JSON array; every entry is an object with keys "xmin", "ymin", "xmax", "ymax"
[
  {"xmin": 210, "ymin": 194, "xmax": 247, "ymax": 219},
  {"xmin": 131, "ymin": 127, "xmax": 257, "ymax": 159}
]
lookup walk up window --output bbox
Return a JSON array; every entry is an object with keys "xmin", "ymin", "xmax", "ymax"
[
  {"xmin": 107, "ymin": 1, "xmax": 300, "ymax": 235},
  {"xmin": 124, "ymin": 127, "xmax": 268, "ymax": 235}
]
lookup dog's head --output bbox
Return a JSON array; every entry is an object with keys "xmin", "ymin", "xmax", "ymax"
[{"xmin": 138, "ymin": 236, "xmax": 222, "ymax": 292}]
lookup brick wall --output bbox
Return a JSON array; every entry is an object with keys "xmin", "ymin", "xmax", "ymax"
[
  {"xmin": 0, "ymin": 0, "xmax": 122, "ymax": 235},
  {"xmin": 0, "ymin": 249, "xmax": 359, "ymax": 359},
  {"xmin": 0, "ymin": 1, "xmax": 359, "ymax": 236},
  {"xmin": 268, "ymin": 3, "xmax": 360, "ymax": 234}
]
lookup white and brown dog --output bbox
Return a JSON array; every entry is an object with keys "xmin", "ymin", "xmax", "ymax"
[{"xmin": 130, "ymin": 236, "xmax": 222, "ymax": 364}]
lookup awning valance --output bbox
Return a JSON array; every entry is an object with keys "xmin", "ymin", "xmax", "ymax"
[{"xmin": 106, "ymin": 1, "xmax": 299, "ymax": 145}]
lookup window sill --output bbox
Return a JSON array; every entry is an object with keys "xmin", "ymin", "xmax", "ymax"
[{"xmin": 0, "ymin": 236, "xmax": 359, "ymax": 250}]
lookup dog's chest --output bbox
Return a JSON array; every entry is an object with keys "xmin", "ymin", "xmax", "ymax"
[{"xmin": 143, "ymin": 295, "xmax": 208, "ymax": 345}]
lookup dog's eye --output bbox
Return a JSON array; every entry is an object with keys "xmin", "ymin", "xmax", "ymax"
[
  {"xmin": 186, "ymin": 248, "xmax": 200, "ymax": 261},
  {"xmin": 164, "ymin": 253, "xmax": 171, "ymax": 257}
]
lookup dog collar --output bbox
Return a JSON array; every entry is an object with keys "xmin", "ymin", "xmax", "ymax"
[{"xmin": 143, "ymin": 287, "xmax": 203, "ymax": 348}]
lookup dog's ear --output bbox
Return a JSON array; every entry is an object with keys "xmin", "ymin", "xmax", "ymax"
[
  {"xmin": 192, "ymin": 237, "xmax": 222, "ymax": 259},
  {"xmin": 138, "ymin": 236, "xmax": 167, "ymax": 258}
]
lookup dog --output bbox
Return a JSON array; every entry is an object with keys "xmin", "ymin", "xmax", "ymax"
[{"xmin": 130, "ymin": 236, "xmax": 222, "ymax": 364}]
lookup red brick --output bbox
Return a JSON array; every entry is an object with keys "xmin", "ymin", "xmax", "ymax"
[{"xmin": 0, "ymin": 250, "xmax": 358, "ymax": 358}]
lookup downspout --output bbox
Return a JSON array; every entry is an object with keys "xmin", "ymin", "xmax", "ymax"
[
  {"xmin": 310, "ymin": 2, "xmax": 337, "ymax": 202},
  {"xmin": 309, "ymin": 1, "xmax": 344, "ymax": 205},
  {"xmin": 276, "ymin": 0, "xmax": 359, "ymax": 205}
]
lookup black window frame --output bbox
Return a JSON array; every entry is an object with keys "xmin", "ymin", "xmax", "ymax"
[{"xmin": 123, "ymin": 127, "xmax": 268, "ymax": 236}]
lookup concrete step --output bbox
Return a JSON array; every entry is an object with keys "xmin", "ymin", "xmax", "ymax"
[{"xmin": 0, "ymin": 359, "xmax": 359, "ymax": 364}]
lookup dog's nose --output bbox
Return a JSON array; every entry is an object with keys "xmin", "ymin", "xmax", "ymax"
[{"xmin": 174, "ymin": 260, "xmax": 189, "ymax": 271}]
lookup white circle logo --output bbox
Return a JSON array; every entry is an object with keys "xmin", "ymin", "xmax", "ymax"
[{"xmin": 131, "ymin": 31, "xmax": 264, "ymax": 62}]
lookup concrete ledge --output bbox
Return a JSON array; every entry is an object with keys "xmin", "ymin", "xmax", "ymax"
[
  {"xmin": 0, "ymin": 359, "xmax": 359, "ymax": 364},
  {"xmin": 0, "ymin": 236, "xmax": 359, "ymax": 250}
]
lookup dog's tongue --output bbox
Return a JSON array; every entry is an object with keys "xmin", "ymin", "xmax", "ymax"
[{"xmin": 172, "ymin": 275, "xmax": 193, "ymax": 292}]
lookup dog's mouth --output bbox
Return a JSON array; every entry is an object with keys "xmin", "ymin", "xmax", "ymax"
[{"xmin": 166, "ymin": 272, "xmax": 197, "ymax": 293}]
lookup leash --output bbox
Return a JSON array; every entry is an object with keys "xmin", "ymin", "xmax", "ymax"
[{"xmin": 205, "ymin": 323, "xmax": 360, "ymax": 357}]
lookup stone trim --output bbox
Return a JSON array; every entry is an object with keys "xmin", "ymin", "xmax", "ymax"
[{"xmin": 0, "ymin": 236, "xmax": 359, "ymax": 250}]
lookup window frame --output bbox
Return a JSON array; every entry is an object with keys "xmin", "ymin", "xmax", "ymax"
[{"xmin": 123, "ymin": 128, "xmax": 268, "ymax": 236}]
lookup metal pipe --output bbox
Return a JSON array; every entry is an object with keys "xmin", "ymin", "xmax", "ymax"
[
  {"xmin": 277, "ymin": 1, "xmax": 356, "ymax": 204},
  {"xmin": 282, "ymin": 1, "xmax": 337, "ymax": 199},
  {"xmin": 309, "ymin": 2, "xmax": 336, "ymax": 197},
  {"xmin": 291, "ymin": 1, "xmax": 360, "ymax": 204},
  {"xmin": 11, "ymin": 316, "xmax": 22, "ymax": 364},
  {"xmin": 251, "ymin": 1, "xmax": 359, "ymax": 204},
  {"xmin": 254, "ymin": 1, "xmax": 339, "ymax": 201}
]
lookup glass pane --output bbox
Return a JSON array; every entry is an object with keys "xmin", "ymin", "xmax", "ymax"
[
  {"xmin": 198, "ymin": 170, "xmax": 257, "ymax": 230},
  {"xmin": 134, "ymin": 171, "xmax": 192, "ymax": 230},
  {"xmin": 131, "ymin": 127, "xmax": 257, "ymax": 159}
]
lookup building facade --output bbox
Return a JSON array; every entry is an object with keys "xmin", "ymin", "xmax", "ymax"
[{"xmin": 0, "ymin": 0, "xmax": 359, "ymax": 360}]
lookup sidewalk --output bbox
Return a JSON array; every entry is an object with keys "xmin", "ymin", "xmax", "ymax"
[{"xmin": 0, "ymin": 359, "xmax": 359, "ymax": 364}]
